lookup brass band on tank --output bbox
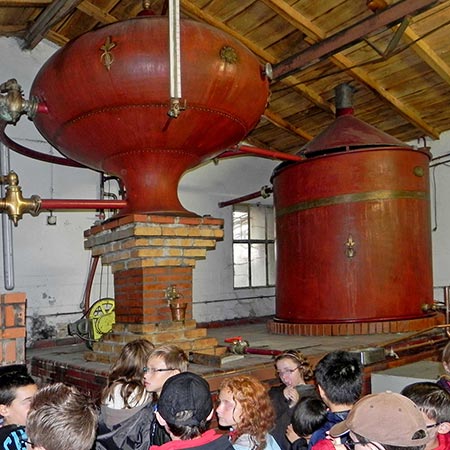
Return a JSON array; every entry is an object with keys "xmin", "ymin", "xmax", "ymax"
[{"xmin": 276, "ymin": 189, "xmax": 427, "ymax": 218}]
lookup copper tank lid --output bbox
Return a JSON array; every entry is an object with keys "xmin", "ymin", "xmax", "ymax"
[{"xmin": 299, "ymin": 83, "xmax": 408, "ymax": 157}]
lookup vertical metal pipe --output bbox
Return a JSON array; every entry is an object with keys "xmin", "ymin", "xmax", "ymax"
[
  {"xmin": 444, "ymin": 286, "xmax": 450, "ymax": 338},
  {"xmin": 0, "ymin": 142, "xmax": 14, "ymax": 290},
  {"xmin": 168, "ymin": 0, "xmax": 182, "ymax": 101}
]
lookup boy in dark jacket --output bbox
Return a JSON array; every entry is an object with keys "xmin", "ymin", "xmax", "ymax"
[
  {"xmin": 0, "ymin": 365, "xmax": 37, "ymax": 450},
  {"xmin": 310, "ymin": 351, "xmax": 363, "ymax": 449}
]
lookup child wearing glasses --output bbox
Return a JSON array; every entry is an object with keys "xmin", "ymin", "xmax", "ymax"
[
  {"xmin": 269, "ymin": 350, "xmax": 317, "ymax": 450},
  {"xmin": 143, "ymin": 344, "xmax": 189, "ymax": 447},
  {"xmin": 0, "ymin": 364, "xmax": 37, "ymax": 450},
  {"xmin": 217, "ymin": 375, "xmax": 281, "ymax": 450},
  {"xmin": 401, "ymin": 382, "xmax": 450, "ymax": 450},
  {"xmin": 96, "ymin": 339, "xmax": 154, "ymax": 450}
]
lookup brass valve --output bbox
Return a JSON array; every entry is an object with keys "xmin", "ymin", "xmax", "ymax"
[
  {"xmin": 0, "ymin": 79, "xmax": 40, "ymax": 124},
  {"xmin": 0, "ymin": 171, "xmax": 41, "ymax": 225}
]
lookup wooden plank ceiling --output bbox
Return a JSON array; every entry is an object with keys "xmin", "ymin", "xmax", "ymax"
[{"xmin": 1, "ymin": 0, "xmax": 450, "ymax": 155}]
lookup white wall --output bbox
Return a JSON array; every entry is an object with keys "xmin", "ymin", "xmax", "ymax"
[
  {"xmin": 180, "ymin": 158, "xmax": 277, "ymax": 323},
  {"xmin": 0, "ymin": 37, "xmax": 277, "ymax": 342},
  {"xmin": 426, "ymin": 131, "xmax": 450, "ymax": 302}
]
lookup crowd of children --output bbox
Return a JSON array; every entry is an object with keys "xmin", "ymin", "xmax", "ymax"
[{"xmin": 1, "ymin": 340, "xmax": 450, "ymax": 450}]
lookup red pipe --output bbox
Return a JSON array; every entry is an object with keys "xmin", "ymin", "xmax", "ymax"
[
  {"xmin": 40, "ymin": 199, "xmax": 127, "ymax": 210},
  {"xmin": 0, "ymin": 120, "xmax": 87, "ymax": 168},
  {"xmin": 218, "ymin": 145, "xmax": 303, "ymax": 162},
  {"xmin": 218, "ymin": 186, "xmax": 273, "ymax": 208},
  {"xmin": 83, "ymin": 255, "xmax": 100, "ymax": 314},
  {"xmin": 244, "ymin": 348, "xmax": 282, "ymax": 356}
]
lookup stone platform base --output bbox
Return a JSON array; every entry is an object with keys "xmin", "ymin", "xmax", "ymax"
[
  {"xmin": 267, "ymin": 314, "xmax": 444, "ymax": 336},
  {"xmin": 85, "ymin": 320, "xmax": 223, "ymax": 364}
]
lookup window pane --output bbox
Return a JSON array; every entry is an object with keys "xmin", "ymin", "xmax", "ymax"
[
  {"xmin": 233, "ymin": 243, "xmax": 249, "ymax": 287},
  {"xmin": 268, "ymin": 243, "xmax": 276, "ymax": 285},
  {"xmin": 251, "ymin": 243, "xmax": 266, "ymax": 287},
  {"xmin": 267, "ymin": 208, "xmax": 275, "ymax": 240},
  {"xmin": 233, "ymin": 208, "xmax": 249, "ymax": 240},
  {"xmin": 250, "ymin": 206, "xmax": 266, "ymax": 239}
]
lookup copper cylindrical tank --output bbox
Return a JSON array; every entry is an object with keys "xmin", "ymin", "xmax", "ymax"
[
  {"xmin": 272, "ymin": 85, "xmax": 433, "ymax": 324},
  {"xmin": 30, "ymin": 16, "xmax": 269, "ymax": 215}
]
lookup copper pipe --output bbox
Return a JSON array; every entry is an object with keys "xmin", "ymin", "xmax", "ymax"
[
  {"xmin": 82, "ymin": 255, "xmax": 100, "ymax": 314},
  {"xmin": 218, "ymin": 186, "xmax": 272, "ymax": 208},
  {"xmin": 445, "ymin": 286, "xmax": 450, "ymax": 338},
  {"xmin": 378, "ymin": 323, "xmax": 450, "ymax": 348},
  {"xmin": 218, "ymin": 145, "xmax": 303, "ymax": 162},
  {"xmin": 40, "ymin": 199, "xmax": 127, "ymax": 210},
  {"xmin": 0, "ymin": 120, "xmax": 87, "ymax": 168}
]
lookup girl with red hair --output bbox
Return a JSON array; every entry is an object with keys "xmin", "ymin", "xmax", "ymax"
[{"xmin": 216, "ymin": 375, "xmax": 281, "ymax": 450}]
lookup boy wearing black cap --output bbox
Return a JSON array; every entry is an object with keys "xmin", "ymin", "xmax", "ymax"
[
  {"xmin": 151, "ymin": 372, "xmax": 234, "ymax": 450},
  {"xmin": 315, "ymin": 391, "xmax": 430, "ymax": 450}
]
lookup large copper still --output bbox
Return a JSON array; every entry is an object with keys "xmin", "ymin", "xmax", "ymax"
[
  {"xmin": 271, "ymin": 84, "xmax": 433, "ymax": 326},
  {"xmin": 30, "ymin": 15, "xmax": 270, "ymax": 215}
]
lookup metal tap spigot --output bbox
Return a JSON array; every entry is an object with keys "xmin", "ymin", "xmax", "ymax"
[
  {"xmin": 0, "ymin": 79, "xmax": 41, "ymax": 124},
  {"xmin": 165, "ymin": 284, "xmax": 181, "ymax": 304},
  {"xmin": 0, "ymin": 171, "xmax": 41, "ymax": 225}
]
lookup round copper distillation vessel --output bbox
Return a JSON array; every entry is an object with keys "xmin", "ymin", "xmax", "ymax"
[
  {"xmin": 271, "ymin": 84, "xmax": 434, "ymax": 334},
  {"xmin": 30, "ymin": 15, "xmax": 270, "ymax": 215}
]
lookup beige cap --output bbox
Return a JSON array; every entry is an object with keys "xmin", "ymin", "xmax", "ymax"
[{"xmin": 329, "ymin": 392, "xmax": 429, "ymax": 447}]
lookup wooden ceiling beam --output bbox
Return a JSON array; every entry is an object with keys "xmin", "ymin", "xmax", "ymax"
[
  {"xmin": 402, "ymin": 25, "xmax": 450, "ymax": 86},
  {"xmin": 263, "ymin": 0, "xmax": 440, "ymax": 139},
  {"xmin": 76, "ymin": 1, "xmax": 118, "ymax": 24},
  {"xmin": 0, "ymin": 1, "xmax": 50, "ymax": 5},
  {"xmin": 271, "ymin": 0, "xmax": 440, "ymax": 78},
  {"xmin": 263, "ymin": 108, "xmax": 313, "ymax": 142},
  {"xmin": 0, "ymin": 23, "xmax": 26, "ymax": 33},
  {"xmin": 22, "ymin": 0, "xmax": 84, "ymax": 50},
  {"xmin": 45, "ymin": 28, "xmax": 69, "ymax": 46}
]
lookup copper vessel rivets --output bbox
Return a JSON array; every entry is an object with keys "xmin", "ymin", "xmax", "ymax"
[
  {"xmin": 100, "ymin": 36, "xmax": 116, "ymax": 71},
  {"xmin": 220, "ymin": 46, "xmax": 238, "ymax": 64}
]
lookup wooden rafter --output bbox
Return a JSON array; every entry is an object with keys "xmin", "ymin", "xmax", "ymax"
[
  {"xmin": 262, "ymin": 0, "xmax": 440, "ymax": 139},
  {"xmin": 76, "ymin": 1, "xmax": 118, "ymax": 24},
  {"xmin": 45, "ymin": 28, "xmax": 69, "ymax": 46},
  {"xmin": 22, "ymin": 0, "xmax": 84, "ymax": 50},
  {"xmin": 263, "ymin": 109, "xmax": 313, "ymax": 142},
  {"xmin": 0, "ymin": 1, "xmax": 50, "ymax": 5},
  {"xmin": 0, "ymin": 24, "xmax": 26, "ymax": 33},
  {"xmin": 402, "ymin": 25, "xmax": 450, "ymax": 86}
]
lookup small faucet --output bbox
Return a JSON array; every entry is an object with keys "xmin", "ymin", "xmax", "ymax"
[
  {"xmin": 165, "ymin": 285, "xmax": 181, "ymax": 304},
  {"xmin": 0, "ymin": 171, "xmax": 41, "ymax": 225}
]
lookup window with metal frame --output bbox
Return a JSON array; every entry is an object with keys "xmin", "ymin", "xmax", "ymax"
[{"xmin": 232, "ymin": 204, "xmax": 276, "ymax": 288}]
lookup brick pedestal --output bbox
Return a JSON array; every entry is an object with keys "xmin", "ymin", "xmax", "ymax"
[
  {"xmin": 84, "ymin": 214, "xmax": 224, "ymax": 363},
  {"xmin": 0, "ymin": 292, "xmax": 26, "ymax": 364}
]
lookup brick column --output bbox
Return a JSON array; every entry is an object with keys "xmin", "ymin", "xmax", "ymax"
[
  {"xmin": 0, "ymin": 292, "xmax": 26, "ymax": 364},
  {"xmin": 84, "ymin": 214, "xmax": 225, "ymax": 363}
]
